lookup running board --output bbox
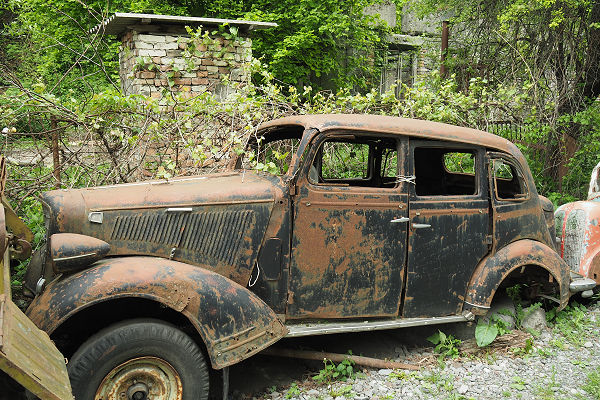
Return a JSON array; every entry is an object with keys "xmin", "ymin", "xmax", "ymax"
[{"xmin": 285, "ymin": 313, "xmax": 473, "ymax": 338}]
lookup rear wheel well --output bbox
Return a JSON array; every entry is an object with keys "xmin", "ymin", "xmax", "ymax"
[{"xmin": 495, "ymin": 264, "xmax": 560, "ymax": 304}]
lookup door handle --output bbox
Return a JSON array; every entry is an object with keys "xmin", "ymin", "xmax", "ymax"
[
  {"xmin": 390, "ymin": 217, "xmax": 410, "ymax": 223},
  {"xmin": 412, "ymin": 223, "xmax": 431, "ymax": 229}
]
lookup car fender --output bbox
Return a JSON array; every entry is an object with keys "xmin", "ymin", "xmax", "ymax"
[
  {"xmin": 464, "ymin": 239, "xmax": 570, "ymax": 314},
  {"xmin": 26, "ymin": 256, "xmax": 288, "ymax": 369},
  {"xmin": 582, "ymin": 250, "xmax": 600, "ymax": 284}
]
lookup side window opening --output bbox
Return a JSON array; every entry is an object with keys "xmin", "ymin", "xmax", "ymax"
[
  {"xmin": 492, "ymin": 159, "xmax": 528, "ymax": 200},
  {"xmin": 414, "ymin": 147, "xmax": 477, "ymax": 196},
  {"xmin": 309, "ymin": 136, "xmax": 398, "ymax": 188},
  {"xmin": 321, "ymin": 142, "xmax": 370, "ymax": 180}
]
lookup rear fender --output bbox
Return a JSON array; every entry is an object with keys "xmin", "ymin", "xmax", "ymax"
[
  {"xmin": 26, "ymin": 256, "xmax": 288, "ymax": 369},
  {"xmin": 464, "ymin": 239, "xmax": 570, "ymax": 314}
]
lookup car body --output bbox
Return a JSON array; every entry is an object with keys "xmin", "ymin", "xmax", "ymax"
[
  {"xmin": 555, "ymin": 161, "xmax": 600, "ymax": 287},
  {"xmin": 22, "ymin": 114, "xmax": 594, "ymax": 399}
]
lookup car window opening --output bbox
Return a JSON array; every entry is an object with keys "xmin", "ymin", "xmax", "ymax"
[
  {"xmin": 242, "ymin": 126, "xmax": 303, "ymax": 175},
  {"xmin": 414, "ymin": 147, "xmax": 477, "ymax": 196},
  {"xmin": 492, "ymin": 159, "xmax": 528, "ymax": 200},
  {"xmin": 309, "ymin": 137, "xmax": 398, "ymax": 188}
]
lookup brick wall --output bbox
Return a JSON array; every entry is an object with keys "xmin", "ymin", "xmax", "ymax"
[{"xmin": 119, "ymin": 28, "xmax": 252, "ymax": 99}]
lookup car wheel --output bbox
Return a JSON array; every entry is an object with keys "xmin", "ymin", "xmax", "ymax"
[{"xmin": 67, "ymin": 319, "xmax": 209, "ymax": 400}]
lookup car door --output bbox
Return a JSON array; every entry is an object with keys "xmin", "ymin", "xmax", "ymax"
[
  {"xmin": 487, "ymin": 152, "xmax": 548, "ymax": 249},
  {"xmin": 287, "ymin": 133, "xmax": 409, "ymax": 319},
  {"xmin": 402, "ymin": 140, "xmax": 491, "ymax": 318}
]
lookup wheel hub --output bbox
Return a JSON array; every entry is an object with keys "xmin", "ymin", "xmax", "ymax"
[
  {"xmin": 127, "ymin": 383, "xmax": 148, "ymax": 400},
  {"xmin": 95, "ymin": 357, "xmax": 182, "ymax": 400}
]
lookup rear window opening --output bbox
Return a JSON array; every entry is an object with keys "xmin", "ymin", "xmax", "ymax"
[{"xmin": 414, "ymin": 147, "xmax": 477, "ymax": 196}]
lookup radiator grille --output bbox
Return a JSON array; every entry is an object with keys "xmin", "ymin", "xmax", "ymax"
[
  {"xmin": 563, "ymin": 209, "xmax": 586, "ymax": 272},
  {"xmin": 111, "ymin": 210, "xmax": 254, "ymax": 265}
]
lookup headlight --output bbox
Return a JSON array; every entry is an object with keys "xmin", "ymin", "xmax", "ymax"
[{"xmin": 49, "ymin": 233, "xmax": 110, "ymax": 273}]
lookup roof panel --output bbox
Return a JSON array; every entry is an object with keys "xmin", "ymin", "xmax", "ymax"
[
  {"xmin": 91, "ymin": 12, "xmax": 277, "ymax": 36},
  {"xmin": 258, "ymin": 114, "xmax": 516, "ymax": 153}
]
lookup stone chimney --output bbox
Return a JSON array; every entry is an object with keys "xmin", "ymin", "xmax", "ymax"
[{"xmin": 92, "ymin": 13, "xmax": 276, "ymax": 99}]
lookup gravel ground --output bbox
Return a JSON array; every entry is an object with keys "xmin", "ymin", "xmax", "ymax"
[{"xmin": 258, "ymin": 301, "xmax": 600, "ymax": 400}]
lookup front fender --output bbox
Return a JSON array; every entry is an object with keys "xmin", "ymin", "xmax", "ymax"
[
  {"xmin": 26, "ymin": 256, "xmax": 288, "ymax": 369},
  {"xmin": 464, "ymin": 240, "xmax": 570, "ymax": 313}
]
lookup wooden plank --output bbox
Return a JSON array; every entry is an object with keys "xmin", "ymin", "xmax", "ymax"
[{"xmin": 0, "ymin": 296, "xmax": 73, "ymax": 400}]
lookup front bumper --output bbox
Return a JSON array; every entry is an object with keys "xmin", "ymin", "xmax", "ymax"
[{"xmin": 569, "ymin": 272, "xmax": 596, "ymax": 297}]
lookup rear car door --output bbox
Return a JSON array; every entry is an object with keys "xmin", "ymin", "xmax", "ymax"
[{"xmin": 403, "ymin": 141, "xmax": 491, "ymax": 317}]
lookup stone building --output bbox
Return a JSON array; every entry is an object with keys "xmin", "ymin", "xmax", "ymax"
[
  {"xmin": 93, "ymin": 13, "xmax": 276, "ymax": 99},
  {"xmin": 366, "ymin": 1, "xmax": 451, "ymax": 94}
]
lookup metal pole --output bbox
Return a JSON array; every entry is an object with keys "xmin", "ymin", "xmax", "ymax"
[
  {"xmin": 50, "ymin": 118, "xmax": 61, "ymax": 189},
  {"xmin": 222, "ymin": 366, "xmax": 229, "ymax": 400},
  {"xmin": 440, "ymin": 21, "xmax": 449, "ymax": 78}
]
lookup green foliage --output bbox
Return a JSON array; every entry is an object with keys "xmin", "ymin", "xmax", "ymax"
[
  {"xmin": 2, "ymin": 0, "xmax": 399, "ymax": 97},
  {"xmin": 512, "ymin": 337, "xmax": 534, "ymax": 357},
  {"xmin": 285, "ymin": 382, "xmax": 301, "ymax": 399},
  {"xmin": 546, "ymin": 302, "xmax": 594, "ymax": 346},
  {"xmin": 584, "ymin": 367, "xmax": 600, "ymax": 399},
  {"xmin": 510, "ymin": 376, "xmax": 527, "ymax": 391},
  {"xmin": 329, "ymin": 384, "xmax": 353, "ymax": 398},
  {"xmin": 312, "ymin": 357, "xmax": 356, "ymax": 384},
  {"xmin": 244, "ymin": 0, "xmax": 393, "ymax": 90},
  {"xmin": 475, "ymin": 320, "xmax": 498, "ymax": 347},
  {"xmin": 410, "ymin": 0, "xmax": 600, "ymax": 198},
  {"xmin": 427, "ymin": 330, "xmax": 461, "ymax": 360},
  {"xmin": 3, "ymin": 0, "xmax": 185, "ymax": 97},
  {"xmin": 475, "ymin": 311, "xmax": 512, "ymax": 347}
]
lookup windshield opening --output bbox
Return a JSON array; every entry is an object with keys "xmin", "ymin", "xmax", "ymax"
[{"xmin": 240, "ymin": 125, "xmax": 304, "ymax": 176}]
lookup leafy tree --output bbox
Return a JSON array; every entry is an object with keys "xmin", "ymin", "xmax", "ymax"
[
  {"xmin": 2, "ymin": 0, "xmax": 185, "ymax": 96},
  {"xmin": 1, "ymin": 0, "xmax": 396, "ymax": 96},
  {"xmin": 243, "ymin": 0, "xmax": 391, "ymax": 90},
  {"xmin": 409, "ymin": 0, "xmax": 600, "ymax": 193}
]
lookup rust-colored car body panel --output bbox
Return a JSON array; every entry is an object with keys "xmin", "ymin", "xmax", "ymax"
[
  {"xmin": 465, "ymin": 239, "xmax": 570, "ymax": 314},
  {"xmin": 49, "ymin": 233, "xmax": 110, "ymax": 273},
  {"xmin": 39, "ymin": 172, "xmax": 280, "ymax": 286},
  {"xmin": 26, "ymin": 256, "xmax": 287, "ymax": 369},
  {"xmin": 258, "ymin": 114, "xmax": 519, "ymax": 155},
  {"xmin": 555, "ymin": 162, "xmax": 600, "ymax": 284}
]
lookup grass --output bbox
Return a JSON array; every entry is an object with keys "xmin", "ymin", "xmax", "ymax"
[
  {"xmin": 329, "ymin": 384, "xmax": 354, "ymax": 398},
  {"xmin": 285, "ymin": 383, "xmax": 301, "ymax": 399},
  {"xmin": 584, "ymin": 367, "xmax": 600, "ymax": 399},
  {"xmin": 547, "ymin": 302, "xmax": 594, "ymax": 346}
]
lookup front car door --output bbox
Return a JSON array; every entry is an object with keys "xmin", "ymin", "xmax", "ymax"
[
  {"xmin": 403, "ymin": 141, "xmax": 491, "ymax": 317},
  {"xmin": 287, "ymin": 132, "xmax": 409, "ymax": 319}
]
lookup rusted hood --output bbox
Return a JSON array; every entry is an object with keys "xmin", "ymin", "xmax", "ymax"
[{"xmin": 39, "ymin": 171, "xmax": 282, "ymax": 285}]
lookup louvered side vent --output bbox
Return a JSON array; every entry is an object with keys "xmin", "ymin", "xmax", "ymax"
[
  {"xmin": 563, "ymin": 209, "xmax": 586, "ymax": 272},
  {"xmin": 111, "ymin": 210, "xmax": 254, "ymax": 265}
]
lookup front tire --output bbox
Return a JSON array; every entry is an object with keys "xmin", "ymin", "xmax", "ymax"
[{"xmin": 67, "ymin": 319, "xmax": 209, "ymax": 400}]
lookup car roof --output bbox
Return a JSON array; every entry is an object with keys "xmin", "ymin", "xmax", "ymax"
[{"xmin": 258, "ymin": 114, "xmax": 516, "ymax": 153}]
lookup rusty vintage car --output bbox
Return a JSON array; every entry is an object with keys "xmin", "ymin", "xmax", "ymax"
[
  {"xmin": 21, "ymin": 114, "xmax": 594, "ymax": 400},
  {"xmin": 555, "ymin": 161, "xmax": 600, "ymax": 289}
]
